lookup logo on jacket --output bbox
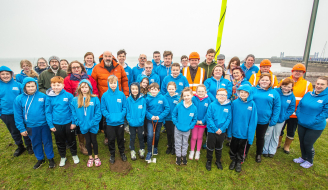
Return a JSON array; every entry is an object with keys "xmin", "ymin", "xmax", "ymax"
[
  {"xmin": 268, "ymin": 94, "xmax": 274, "ymax": 98},
  {"xmin": 252, "ymin": 71, "xmax": 255, "ymax": 74},
  {"xmin": 222, "ymin": 84, "xmax": 226, "ymax": 86},
  {"xmin": 317, "ymin": 100, "xmax": 323, "ymax": 103},
  {"xmin": 179, "ymin": 82, "xmax": 183, "ymax": 86},
  {"xmin": 204, "ymin": 103, "xmax": 208, "ymax": 107},
  {"xmin": 150, "ymin": 79, "xmax": 154, "ymax": 82},
  {"xmin": 126, "ymin": 72, "xmax": 129, "ymax": 75},
  {"xmin": 286, "ymin": 100, "xmax": 291, "ymax": 104},
  {"xmin": 138, "ymin": 105, "xmax": 143, "ymax": 109},
  {"xmin": 63, "ymin": 98, "xmax": 68, "ymax": 102},
  {"xmin": 173, "ymin": 100, "xmax": 178, "ymax": 104},
  {"xmin": 117, "ymin": 99, "xmax": 121, "ymax": 103},
  {"xmin": 89, "ymin": 102, "xmax": 94, "ymax": 106},
  {"xmin": 38, "ymin": 98, "xmax": 44, "ymax": 102},
  {"xmin": 247, "ymin": 106, "xmax": 252, "ymax": 111},
  {"xmin": 223, "ymin": 108, "xmax": 228, "ymax": 113},
  {"xmin": 189, "ymin": 113, "xmax": 194, "ymax": 117},
  {"xmin": 158, "ymin": 100, "xmax": 163, "ymax": 104},
  {"xmin": 12, "ymin": 87, "xmax": 19, "ymax": 91}
]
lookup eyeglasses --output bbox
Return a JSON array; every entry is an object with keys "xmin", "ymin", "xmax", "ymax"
[
  {"xmin": 216, "ymin": 94, "xmax": 227, "ymax": 97},
  {"xmin": 37, "ymin": 62, "xmax": 46, "ymax": 65},
  {"xmin": 181, "ymin": 60, "xmax": 188, "ymax": 62},
  {"xmin": 139, "ymin": 57, "xmax": 146, "ymax": 60},
  {"xmin": 72, "ymin": 66, "xmax": 81, "ymax": 70}
]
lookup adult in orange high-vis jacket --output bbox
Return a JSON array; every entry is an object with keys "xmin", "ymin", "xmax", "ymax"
[
  {"xmin": 278, "ymin": 63, "xmax": 313, "ymax": 154},
  {"xmin": 249, "ymin": 59, "xmax": 278, "ymax": 88},
  {"xmin": 182, "ymin": 52, "xmax": 207, "ymax": 94}
]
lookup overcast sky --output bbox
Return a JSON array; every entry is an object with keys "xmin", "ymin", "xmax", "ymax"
[{"xmin": 0, "ymin": 0, "xmax": 327, "ymax": 59}]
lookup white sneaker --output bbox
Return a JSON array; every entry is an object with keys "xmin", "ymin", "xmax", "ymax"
[
  {"xmin": 139, "ymin": 149, "xmax": 145, "ymax": 159},
  {"xmin": 125, "ymin": 127, "xmax": 130, "ymax": 134},
  {"xmin": 195, "ymin": 151, "xmax": 200, "ymax": 160},
  {"xmin": 72, "ymin": 155, "xmax": 80, "ymax": 164},
  {"xmin": 131, "ymin": 150, "xmax": 137, "ymax": 161},
  {"xmin": 59, "ymin": 157, "xmax": 67, "ymax": 167},
  {"xmin": 189, "ymin": 151, "xmax": 195, "ymax": 160}
]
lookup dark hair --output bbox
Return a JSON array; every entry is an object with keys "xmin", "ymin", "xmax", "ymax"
[
  {"xmin": 153, "ymin": 51, "xmax": 160, "ymax": 56},
  {"xmin": 281, "ymin": 78, "xmax": 295, "ymax": 87},
  {"xmin": 231, "ymin": 66, "xmax": 246, "ymax": 79},
  {"xmin": 117, "ymin": 49, "xmax": 127, "ymax": 56},
  {"xmin": 245, "ymin": 54, "xmax": 255, "ymax": 61},
  {"xmin": 140, "ymin": 77, "xmax": 149, "ymax": 95},
  {"xmin": 84, "ymin": 52, "xmax": 95, "ymax": 62},
  {"xmin": 148, "ymin": 82, "xmax": 160, "ymax": 90},
  {"xmin": 171, "ymin": 62, "xmax": 180, "ymax": 68},
  {"xmin": 207, "ymin": 48, "xmax": 216, "ymax": 55},
  {"xmin": 181, "ymin": 55, "xmax": 188, "ymax": 61},
  {"xmin": 227, "ymin": 57, "xmax": 241, "ymax": 70},
  {"xmin": 163, "ymin": 51, "xmax": 173, "ymax": 58},
  {"xmin": 67, "ymin": 61, "xmax": 87, "ymax": 74}
]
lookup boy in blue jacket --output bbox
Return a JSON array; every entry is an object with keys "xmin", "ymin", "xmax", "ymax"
[
  {"xmin": 101, "ymin": 75, "xmax": 127, "ymax": 164},
  {"xmin": 126, "ymin": 82, "xmax": 147, "ymax": 161},
  {"xmin": 228, "ymin": 84, "xmax": 257, "ymax": 172},
  {"xmin": 164, "ymin": 82, "xmax": 180, "ymax": 155},
  {"xmin": 145, "ymin": 82, "xmax": 170, "ymax": 161},
  {"xmin": 45, "ymin": 76, "xmax": 79, "ymax": 167},
  {"xmin": 205, "ymin": 88, "xmax": 232, "ymax": 171},
  {"xmin": 136, "ymin": 61, "xmax": 160, "ymax": 86},
  {"xmin": 0, "ymin": 66, "xmax": 33, "ymax": 157},
  {"xmin": 14, "ymin": 77, "xmax": 55, "ymax": 169},
  {"xmin": 161, "ymin": 63, "xmax": 189, "ymax": 96}
]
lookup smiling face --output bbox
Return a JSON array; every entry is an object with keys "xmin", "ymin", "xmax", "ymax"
[
  {"xmin": 217, "ymin": 59, "xmax": 225, "ymax": 67},
  {"xmin": 196, "ymin": 86, "xmax": 206, "ymax": 98},
  {"xmin": 37, "ymin": 59, "xmax": 47, "ymax": 69},
  {"xmin": 131, "ymin": 85, "xmax": 139, "ymax": 96},
  {"xmin": 181, "ymin": 58, "xmax": 188, "ymax": 67},
  {"xmin": 138, "ymin": 54, "xmax": 147, "ymax": 67},
  {"xmin": 189, "ymin": 59, "xmax": 199, "ymax": 69},
  {"xmin": 245, "ymin": 57, "xmax": 254, "ymax": 68},
  {"xmin": 51, "ymin": 82, "xmax": 64, "ymax": 94},
  {"xmin": 292, "ymin": 70, "xmax": 304, "ymax": 80},
  {"xmin": 144, "ymin": 63, "xmax": 153, "ymax": 76},
  {"xmin": 109, "ymin": 81, "xmax": 117, "ymax": 91},
  {"xmin": 80, "ymin": 83, "xmax": 90, "ymax": 95},
  {"xmin": 239, "ymin": 90, "xmax": 249, "ymax": 101},
  {"xmin": 103, "ymin": 51, "xmax": 113, "ymax": 66},
  {"xmin": 71, "ymin": 63, "xmax": 82, "ymax": 75},
  {"xmin": 281, "ymin": 83, "xmax": 293, "ymax": 93},
  {"xmin": 84, "ymin": 55, "xmax": 94, "ymax": 66},
  {"xmin": 230, "ymin": 61, "xmax": 238, "ymax": 70},
  {"xmin": 206, "ymin": 53, "xmax": 215, "ymax": 64},
  {"xmin": 60, "ymin": 61, "xmax": 68, "ymax": 71},
  {"xmin": 25, "ymin": 81, "xmax": 37, "ymax": 95},
  {"xmin": 315, "ymin": 79, "xmax": 328, "ymax": 94},
  {"xmin": 141, "ymin": 79, "xmax": 149, "ymax": 88},
  {"xmin": 0, "ymin": 71, "xmax": 12, "ymax": 82},
  {"xmin": 259, "ymin": 76, "xmax": 271, "ymax": 89},
  {"xmin": 183, "ymin": 91, "xmax": 193, "ymax": 103},
  {"xmin": 171, "ymin": 66, "xmax": 180, "ymax": 78},
  {"xmin": 167, "ymin": 85, "xmax": 176, "ymax": 96},
  {"xmin": 213, "ymin": 67, "xmax": 223, "ymax": 79},
  {"xmin": 232, "ymin": 69, "xmax": 242, "ymax": 80},
  {"xmin": 117, "ymin": 53, "xmax": 126, "ymax": 65},
  {"xmin": 149, "ymin": 87, "xmax": 159, "ymax": 96},
  {"xmin": 216, "ymin": 90, "xmax": 227, "ymax": 103},
  {"xmin": 153, "ymin": 53, "xmax": 161, "ymax": 63},
  {"xmin": 260, "ymin": 66, "xmax": 271, "ymax": 73},
  {"xmin": 163, "ymin": 55, "xmax": 172, "ymax": 67},
  {"xmin": 22, "ymin": 63, "xmax": 31, "ymax": 73}
]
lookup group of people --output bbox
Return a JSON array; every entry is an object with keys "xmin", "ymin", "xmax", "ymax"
[{"xmin": 0, "ymin": 49, "xmax": 327, "ymax": 173}]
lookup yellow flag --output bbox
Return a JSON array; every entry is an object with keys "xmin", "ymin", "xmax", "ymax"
[{"xmin": 215, "ymin": 0, "xmax": 227, "ymax": 60}]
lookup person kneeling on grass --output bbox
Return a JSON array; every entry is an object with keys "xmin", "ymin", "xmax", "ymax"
[
  {"xmin": 172, "ymin": 88, "xmax": 197, "ymax": 165},
  {"xmin": 205, "ymin": 88, "xmax": 232, "ymax": 171},
  {"xmin": 227, "ymin": 84, "xmax": 257, "ymax": 172},
  {"xmin": 45, "ymin": 76, "xmax": 79, "ymax": 167},
  {"xmin": 71, "ymin": 79, "xmax": 102, "ymax": 167},
  {"xmin": 126, "ymin": 82, "xmax": 147, "ymax": 160},
  {"xmin": 14, "ymin": 77, "xmax": 55, "ymax": 169}
]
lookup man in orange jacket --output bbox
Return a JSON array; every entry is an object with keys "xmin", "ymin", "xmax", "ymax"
[
  {"xmin": 249, "ymin": 59, "xmax": 278, "ymax": 87},
  {"xmin": 278, "ymin": 63, "xmax": 313, "ymax": 154}
]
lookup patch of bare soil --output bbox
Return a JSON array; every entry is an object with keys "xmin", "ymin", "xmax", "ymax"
[{"xmin": 110, "ymin": 158, "xmax": 133, "ymax": 175}]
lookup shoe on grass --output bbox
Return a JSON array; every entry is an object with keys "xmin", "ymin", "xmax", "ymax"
[
  {"xmin": 195, "ymin": 151, "xmax": 200, "ymax": 160},
  {"xmin": 153, "ymin": 148, "xmax": 158, "ymax": 155},
  {"xmin": 13, "ymin": 144, "xmax": 26, "ymax": 157},
  {"xmin": 139, "ymin": 149, "xmax": 145, "ymax": 159},
  {"xmin": 293, "ymin": 157, "xmax": 306, "ymax": 164},
  {"xmin": 33, "ymin": 159, "xmax": 45, "ymax": 169},
  {"xmin": 300, "ymin": 161, "xmax": 313, "ymax": 168},
  {"xmin": 145, "ymin": 152, "xmax": 152, "ymax": 162},
  {"xmin": 72, "ymin": 155, "xmax": 80, "ymax": 164},
  {"xmin": 189, "ymin": 151, "xmax": 194, "ymax": 160},
  {"xmin": 26, "ymin": 145, "xmax": 34, "ymax": 155},
  {"xmin": 48, "ymin": 158, "xmax": 55, "ymax": 168},
  {"xmin": 59, "ymin": 157, "xmax": 67, "ymax": 167},
  {"xmin": 131, "ymin": 150, "xmax": 137, "ymax": 161}
]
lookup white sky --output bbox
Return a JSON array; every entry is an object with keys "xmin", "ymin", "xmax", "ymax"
[{"xmin": 0, "ymin": 0, "xmax": 327, "ymax": 59}]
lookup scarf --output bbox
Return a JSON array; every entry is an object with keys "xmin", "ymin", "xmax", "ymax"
[
  {"xmin": 231, "ymin": 77, "xmax": 243, "ymax": 100},
  {"xmin": 71, "ymin": 72, "xmax": 89, "ymax": 81}
]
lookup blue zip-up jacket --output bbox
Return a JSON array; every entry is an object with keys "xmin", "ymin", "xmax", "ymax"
[
  {"xmin": 204, "ymin": 76, "xmax": 233, "ymax": 101},
  {"xmin": 16, "ymin": 70, "xmax": 38, "ymax": 84},
  {"xmin": 123, "ymin": 63, "xmax": 133, "ymax": 88},
  {"xmin": 155, "ymin": 64, "xmax": 171, "ymax": 86},
  {"xmin": 192, "ymin": 95, "xmax": 211, "ymax": 125},
  {"xmin": 164, "ymin": 93, "xmax": 179, "ymax": 121},
  {"xmin": 13, "ymin": 77, "xmax": 47, "ymax": 133},
  {"xmin": 45, "ymin": 88, "xmax": 74, "ymax": 129},
  {"xmin": 0, "ymin": 66, "xmax": 22, "ymax": 116},
  {"xmin": 228, "ymin": 84, "xmax": 258, "ymax": 145},
  {"xmin": 276, "ymin": 88, "xmax": 296, "ymax": 123},
  {"xmin": 132, "ymin": 64, "xmax": 145, "ymax": 83},
  {"xmin": 161, "ymin": 74, "xmax": 189, "ymax": 96},
  {"xmin": 152, "ymin": 59, "xmax": 163, "ymax": 71},
  {"xmin": 296, "ymin": 88, "xmax": 328, "ymax": 130},
  {"xmin": 252, "ymin": 85, "xmax": 281, "ymax": 126},
  {"xmin": 145, "ymin": 93, "xmax": 170, "ymax": 122},
  {"xmin": 172, "ymin": 101, "xmax": 198, "ymax": 132},
  {"xmin": 101, "ymin": 81, "xmax": 127, "ymax": 126},
  {"xmin": 84, "ymin": 63, "xmax": 96, "ymax": 76},
  {"xmin": 126, "ymin": 95, "xmax": 146, "ymax": 127},
  {"xmin": 136, "ymin": 71, "xmax": 161, "ymax": 86},
  {"xmin": 206, "ymin": 99, "xmax": 232, "ymax": 134},
  {"xmin": 241, "ymin": 63, "xmax": 259, "ymax": 81},
  {"xmin": 70, "ymin": 79, "xmax": 101, "ymax": 134}
]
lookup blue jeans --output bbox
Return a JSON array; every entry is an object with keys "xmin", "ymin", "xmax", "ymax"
[
  {"xmin": 26, "ymin": 124, "xmax": 54, "ymax": 160},
  {"xmin": 146, "ymin": 120, "xmax": 162, "ymax": 153},
  {"xmin": 263, "ymin": 122, "xmax": 285, "ymax": 155}
]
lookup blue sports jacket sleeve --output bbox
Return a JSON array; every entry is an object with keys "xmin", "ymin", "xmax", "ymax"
[
  {"xmin": 269, "ymin": 92, "xmax": 281, "ymax": 126},
  {"xmin": 45, "ymin": 97, "xmax": 55, "ymax": 129},
  {"xmin": 158, "ymin": 97, "xmax": 170, "ymax": 120},
  {"xmin": 13, "ymin": 97, "xmax": 26, "ymax": 133}
]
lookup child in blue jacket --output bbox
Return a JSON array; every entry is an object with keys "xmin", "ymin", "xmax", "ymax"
[
  {"xmin": 172, "ymin": 88, "xmax": 197, "ymax": 166},
  {"xmin": 126, "ymin": 82, "xmax": 147, "ymax": 161},
  {"xmin": 145, "ymin": 82, "xmax": 170, "ymax": 161},
  {"xmin": 228, "ymin": 84, "xmax": 257, "ymax": 172},
  {"xmin": 71, "ymin": 79, "xmax": 102, "ymax": 167},
  {"xmin": 14, "ymin": 77, "xmax": 55, "ymax": 169},
  {"xmin": 161, "ymin": 63, "xmax": 189, "ymax": 96},
  {"xmin": 45, "ymin": 76, "xmax": 79, "ymax": 167},
  {"xmin": 164, "ymin": 82, "xmax": 180, "ymax": 155},
  {"xmin": 205, "ymin": 88, "xmax": 232, "ymax": 171},
  {"xmin": 0, "ymin": 66, "xmax": 33, "ymax": 157},
  {"xmin": 101, "ymin": 75, "xmax": 127, "ymax": 164}
]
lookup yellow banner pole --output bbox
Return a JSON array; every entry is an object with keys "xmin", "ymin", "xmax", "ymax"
[{"xmin": 215, "ymin": 0, "xmax": 227, "ymax": 61}]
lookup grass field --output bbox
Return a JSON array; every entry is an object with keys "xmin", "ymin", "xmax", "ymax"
[{"xmin": 0, "ymin": 121, "xmax": 327, "ymax": 189}]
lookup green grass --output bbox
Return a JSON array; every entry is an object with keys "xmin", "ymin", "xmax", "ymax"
[{"xmin": 0, "ymin": 121, "xmax": 327, "ymax": 189}]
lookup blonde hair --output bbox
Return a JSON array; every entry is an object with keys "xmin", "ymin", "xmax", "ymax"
[
  {"xmin": 179, "ymin": 87, "xmax": 193, "ymax": 102},
  {"xmin": 107, "ymin": 75, "xmax": 118, "ymax": 84},
  {"xmin": 196, "ymin": 84, "xmax": 206, "ymax": 92},
  {"xmin": 20, "ymin": 60, "xmax": 38, "ymax": 78},
  {"xmin": 167, "ymin": 81, "xmax": 176, "ymax": 89},
  {"xmin": 77, "ymin": 82, "xmax": 96, "ymax": 108}
]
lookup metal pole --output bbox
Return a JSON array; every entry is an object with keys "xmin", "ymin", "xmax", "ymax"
[{"xmin": 303, "ymin": 0, "xmax": 319, "ymax": 78}]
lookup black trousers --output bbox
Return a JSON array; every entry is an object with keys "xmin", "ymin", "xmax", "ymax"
[
  {"xmin": 53, "ymin": 123, "xmax": 77, "ymax": 157},
  {"xmin": 229, "ymin": 137, "xmax": 248, "ymax": 163},
  {"xmin": 280, "ymin": 118, "xmax": 298, "ymax": 139},
  {"xmin": 84, "ymin": 132, "xmax": 98, "ymax": 155},
  {"xmin": 255, "ymin": 123, "xmax": 269, "ymax": 155},
  {"xmin": 143, "ymin": 119, "xmax": 148, "ymax": 142},
  {"xmin": 298, "ymin": 125, "xmax": 323, "ymax": 164},
  {"xmin": 106, "ymin": 125, "xmax": 125, "ymax": 155},
  {"xmin": 164, "ymin": 121, "xmax": 175, "ymax": 150},
  {"xmin": 206, "ymin": 132, "xmax": 225, "ymax": 162}
]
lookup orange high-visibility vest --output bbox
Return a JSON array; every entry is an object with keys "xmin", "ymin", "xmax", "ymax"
[
  {"xmin": 249, "ymin": 70, "xmax": 278, "ymax": 88},
  {"xmin": 278, "ymin": 76, "xmax": 313, "ymax": 118},
  {"xmin": 183, "ymin": 67, "xmax": 205, "ymax": 94}
]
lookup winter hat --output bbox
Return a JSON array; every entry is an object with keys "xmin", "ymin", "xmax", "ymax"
[
  {"xmin": 48, "ymin": 56, "xmax": 60, "ymax": 63},
  {"xmin": 217, "ymin": 54, "xmax": 225, "ymax": 60}
]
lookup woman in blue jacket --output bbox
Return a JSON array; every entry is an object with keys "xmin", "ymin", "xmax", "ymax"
[
  {"xmin": 230, "ymin": 67, "xmax": 251, "ymax": 101},
  {"xmin": 294, "ymin": 77, "xmax": 328, "ymax": 168},
  {"xmin": 16, "ymin": 60, "xmax": 38, "ymax": 84},
  {"xmin": 204, "ymin": 65, "xmax": 232, "ymax": 101},
  {"xmin": 251, "ymin": 73, "xmax": 281, "ymax": 163},
  {"xmin": 263, "ymin": 78, "xmax": 295, "ymax": 157}
]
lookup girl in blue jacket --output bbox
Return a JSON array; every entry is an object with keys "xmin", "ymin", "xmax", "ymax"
[
  {"xmin": 251, "ymin": 73, "xmax": 281, "ymax": 163},
  {"xmin": 205, "ymin": 88, "xmax": 232, "ymax": 171},
  {"xmin": 0, "ymin": 66, "xmax": 33, "ymax": 157},
  {"xmin": 164, "ymin": 82, "xmax": 179, "ymax": 155},
  {"xmin": 14, "ymin": 77, "xmax": 55, "ymax": 169},
  {"xmin": 172, "ymin": 88, "xmax": 197, "ymax": 166},
  {"xmin": 263, "ymin": 78, "xmax": 295, "ymax": 157},
  {"xmin": 190, "ymin": 84, "xmax": 211, "ymax": 160},
  {"xmin": 294, "ymin": 77, "xmax": 328, "ymax": 168},
  {"xmin": 15, "ymin": 60, "xmax": 38, "ymax": 84},
  {"xmin": 228, "ymin": 84, "xmax": 257, "ymax": 172},
  {"xmin": 71, "ymin": 79, "xmax": 102, "ymax": 167},
  {"xmin": 140, "ymin": 77, "xmax": 149, "ymax": 143},
  {"xmin": 126, "ymin": 82, "xmax": 147, "ymax": 161}
]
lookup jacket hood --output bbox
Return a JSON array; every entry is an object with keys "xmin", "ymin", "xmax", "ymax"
[
  {"xmin": 236, "ymin": 84, "xmax": 253, "ymax": 102},
  {"xmin": 277, "ymin": 87, "xmax": 293, "ymax": 96},
  {"xmin": 84, "ymin": 62, "xmax": 96, "ymax": 69},
  {"xmin": 141, "ymin": 70, "xmax": 155, "ymax": 77},
  {"xmin": 165, "ymin": 92, "xmax": 179, "ymax": 99},
  {"xmin": 194, "ymin": 94, "xmax": 209, "ymax": 101},
  {"xmin": 22, "ymin": 77, "xmax": 39, "ymax": 95},
  {"xmin": 219, "ymin": 99, "xmax": 231, "ymax": 105},
  {"xmin": 0, "ymin": 66, "xmax": 14, "ymax": 81},
  {"xmin": 170, "ymin": 73, "xmax": 182, "ymax": 79},
  {"xmin": 123, "ymin": 62, "xmax": 129, "ymax": 69},
  {"xmin": 241, "ymin": 62, "xmax": 256, "ymax": 70},
  {"xmin": 255, "ymin": 84, "xmax": 273, "ymax": 91},
  {"xmin": 106, "ymin": 75, "xmax": 119, "ymax": 94},
  {"xmin": 78, "ymin": 79, "xmax": 94, "ymax": 93},
  {"xmin": 129, "ymin": 82, "xmax": 142, "ymax": 100},
  {"xmin": 310, "ymin": 87, "xmax": 328, "ymax": 97},
  {"xmin": 152, "ymin": 59, "xmax": 162, "ymax": 66},
  {"xmin": 46, "ymin": 88, "xmax": 64, "ymax": 96}
]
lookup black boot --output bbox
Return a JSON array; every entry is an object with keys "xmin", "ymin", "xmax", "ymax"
[
  {"xmin": 206, "ymin": 161, "xmax": 211, "ymax": 171},
  {"xmin": 121, "ymin": 153, "xmax": 127, "ymax": 162},
  {"xmin": 13, "ymin": 144, "xmax": 26, "ymax": 157},
  {"xmin": 171, "ymin": 148, "xmax": 175, "ymax": 155},
  {"xmin": 235, "ymin": 162, "xmax": 242, "ymax": 172},
  {"xmin": 256, "ymin": 155, "xmax": 261, "ymax": 163},
  {"xmin": 176, "ymin": 157, "xmax": 181, "ymax": 165},
  {"xmin": 166, "ymin": 147, "xmax": 172, "ymax": 154},
  {"xmin": 110, "ymin": 154, "xmax": 115, "ymax": 164},
  {"xmin": 182, "ymin": 156, "xmax": 187, "ymax": 165},
  {"xmin": 215, "ymin": 161, "xmax": 223, "ymax": 170},
  {"xmin": 263, "ymin": 154, "xmax": 269, "ymax": 157},
  {"xmin": 48, "ymin": 158, "xmax": 55, "ymax": 168},
  {"xmin": 26, "ymin": 145, "xmax": 34, "ymax": 154},
  {"xmin": 33, "ymin": 159, "xmax": 45, "ymax": 169},
  {"xmin": 229, "ymin": 160, "xmax": 236, "ymax": 170}
]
